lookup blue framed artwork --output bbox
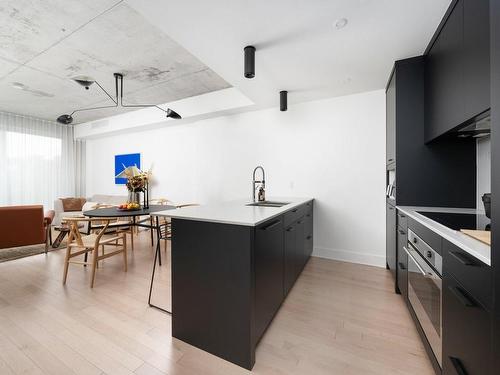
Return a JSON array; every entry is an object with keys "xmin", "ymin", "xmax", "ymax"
[{"xmin": 115, "ymin": 153, "xmax": 141, "ymax": 184}]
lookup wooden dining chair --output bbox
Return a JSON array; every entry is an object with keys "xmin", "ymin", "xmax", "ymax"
[
  {"xmin": 138, "ymin": 198, "xmax": 173, "ymax": 245},
  {"xmin": 89, "ymin": 204, "xmax": 135, "ymax": 251},
  {"xmin": 62, "ymin": 217, "xmax": 127, "ymax": 288}
]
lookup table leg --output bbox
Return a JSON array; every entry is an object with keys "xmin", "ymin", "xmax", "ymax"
[
  {"xmin": 156, "ymin": 216, "xmax": 162, "ymax": 266},
  {"xmin": 150, "ymin": 216, "xmax": 154, "ymax": 246},
  {"xmin": 148, "ymin": 216, "xmax": 171, "ymax": 314}
]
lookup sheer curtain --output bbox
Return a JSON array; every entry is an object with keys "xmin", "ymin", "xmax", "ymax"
[{"xmin": 0, "ymin": 111, "xmax": 86, "ymax": 209}]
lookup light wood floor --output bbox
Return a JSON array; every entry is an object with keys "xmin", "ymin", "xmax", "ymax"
[{"xmin": 0, "ymin": 231, "xmax": 434, "ymax": 375}]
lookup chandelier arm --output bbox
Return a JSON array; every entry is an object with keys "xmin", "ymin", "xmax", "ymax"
[
  {"xmin": 94, "ymin": 80, "xmax": 118, "ymax": 105},
  {"xmin": 69, "ymin": 103, "xmax": 118, "ymax": 116},
  {"xmin": 117, "ymin": 75, "xmax": 168, "ymax": 114}
]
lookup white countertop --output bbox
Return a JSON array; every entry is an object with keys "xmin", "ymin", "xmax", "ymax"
[
  {"xmin": 152, "ymin": 197, "xmax": 314, "ymax": 226},
  {"xmin": 397, "ymin": 206, "xmax": 491, "ymax": 266}
]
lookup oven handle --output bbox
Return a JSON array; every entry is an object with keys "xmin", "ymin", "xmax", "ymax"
[{"xmin": 404, "ymin": 247, "xmax": 427, "ymax": 277}]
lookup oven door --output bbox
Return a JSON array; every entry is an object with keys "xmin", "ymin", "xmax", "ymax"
[{"xmin": 405, "ymin": 245, "xmax": 442, "ymax": 367}]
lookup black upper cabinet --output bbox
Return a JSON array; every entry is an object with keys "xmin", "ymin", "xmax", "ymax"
[
  {"xmin": 255, "ymin": 217, "xmax": 284, "ymax": 340},
  {"xmin": 425, "ymin": 0, "xmax": 490, "ymax": 142},
  {"xmin": 463, "ymin": 0, "xmax": 490, "ymax": 120},
  {"xmin": 386, "ymin": 72, "xmax": 396, "ymax": 165},
  {"xmin": 425, "ymin": 0, "xmax": 464, "ymax": 142}
]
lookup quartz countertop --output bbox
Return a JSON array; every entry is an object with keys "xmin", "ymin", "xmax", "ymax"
[
  {"xmin": 397, "ymin": 206, "xmax": 491, "ymax": 266},
  {"xmin": 152, "ymin": 197, "xmax": 314, "ymax": 227}
]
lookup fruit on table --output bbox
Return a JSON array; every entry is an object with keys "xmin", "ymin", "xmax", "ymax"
[{"xmin": 118, "ymin": 203, "xmax": 140, "ymax": 210}]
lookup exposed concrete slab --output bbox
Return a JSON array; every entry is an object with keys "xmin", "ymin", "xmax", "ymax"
[
  {"xmin": 0, "ymin": 1, "xmax": 230, "ymax": 123},
  {"xmin": 0, "ymin": 0, "xmax": 120, "ymax": 64}
]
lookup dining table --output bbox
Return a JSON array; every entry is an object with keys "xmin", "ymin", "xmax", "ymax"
[{"xmin": 83, "ymin": 204, "xmax": 176, "ymax": 314}]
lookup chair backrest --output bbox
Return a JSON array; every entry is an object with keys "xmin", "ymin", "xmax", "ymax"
[{"xmin": 0, "ymin": 205, "xmax": 45, "ymax": 249}]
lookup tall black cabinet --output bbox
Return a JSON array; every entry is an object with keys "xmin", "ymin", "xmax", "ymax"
[{"xmin": 490, "ymin": 0, "xmax": 500, "ymax": 372}]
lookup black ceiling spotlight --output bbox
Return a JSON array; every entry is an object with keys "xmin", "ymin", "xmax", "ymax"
[
  {"xmin": 280, "ymin": 90, "xmax": 288, "ymax": 111},
  {"xmin": 56, "ymin": 72, "xmax": 182, "ymax": 124},
  {"xmin": 244, "ymin": 46, "xmax": 256, "ymax": 78}
]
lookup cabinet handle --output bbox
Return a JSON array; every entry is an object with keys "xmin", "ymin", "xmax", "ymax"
[
  {"xmin": 399, "ymin": 214, "xmax": 406, "ymax": 218},
  {"xmin": 398, "ymin": 229, "xmax": 406, "ymax": 235},
  {"xmin": 286, "ymin": 227, "xmax": 294, "ymax": 232},
  {"xmin": 398, "ymin": 262, "xmax": 406, "ymax": 270},
  {"xmin": 449, "ymin": 251, "xmax": 476, "ymax": 266},
  {"xmin": 388, "ymin": 158, "xmax": 394, "ymax": 162},
  {"xmin": 297, "ymin": 220, "xmax": 303, "ymax": 224},
  {"xmin": 449, "ymin": 357, "xmax": 468, "ymax": 375},
  {"xmin": 388, "ymin": 206, "xmax": 394, "ymax": 210},
  {"xmin": 448, "ymin": 285, "xmax": 475, "ymax": 308},
  {"xmin": 292, "ymin": 209, "xmax": 298, "ymax": 213},
  {"xmin": 306, "ymin": 214, "xmax": 311, "ymax": 217},
  {"xmin": 306, "ymin": 235, "xmax": 312, "ymax": 240},
  {"xmin": 260, "ymin": 220, "xmax": 281, "ymax": 231}
]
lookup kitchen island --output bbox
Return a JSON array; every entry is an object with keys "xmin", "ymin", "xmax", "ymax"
[{"xmin": 153, "ymin": 197, "xmax": 314, "ymax": 369}]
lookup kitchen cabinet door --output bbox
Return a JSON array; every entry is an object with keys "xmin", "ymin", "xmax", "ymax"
[
  {"xmin": 304, "ymin": 208, "xmax": 313, "ymax": 259},
  {"xmin": 463, "ymin": 0, "xmax": 490, "ymax": 119},
  {"xmin": 255, "ymin": 217, "xmax": 284, "ymax": 340},
  {"xmin": 425, "ymin": 0, "xmax": 465, "ymax": 142},
  {"xmin": 386, "ymin": 72, "xmax": 396, "ymax": 165},
  {"xmin": 386, "ymin": 203, "xmax": 397, "ymax": 282},
  {"xmin": 443, "ymin": 274, "xmax": 491, "ymax": 375},
  {"xmin": 284, "ymin": 223, "xmax": 296, "ymax": 296},
  {"xmin": 295, "ymin": 217, "xmax": 306, "ymax": 273}
]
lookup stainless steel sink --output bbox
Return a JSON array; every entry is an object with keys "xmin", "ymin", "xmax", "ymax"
[{"xmin": 246, "ymin": 201, "xmax": 290, "ymax": 208}]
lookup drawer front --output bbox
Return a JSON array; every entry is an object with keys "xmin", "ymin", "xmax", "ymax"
[
  {"xmin": 443, "ymin": 239, "xmax": 492, "ymax": 311},
  {"xmin": 284, "ymin": 204, "xmax": 306, "ymax": 227},
  {"xmin": 397, "ymin": 226, "xmax": 408, "ymax": 298},
  {"xmin": 408, "ymin": 217, "xmax": 442, "ymax": 255},
  {"xmin": 443, "ymin": 274, "xmax": 491, "ymax": 375},
  {"xmin": 397, "ymin": 210, "xmax": 408, "ymax": 228}
]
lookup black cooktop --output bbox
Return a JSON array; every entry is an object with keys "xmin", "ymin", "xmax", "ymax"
[{"xmin": 417, "ymin": 211, "xmax": 491, "ymax": 231}]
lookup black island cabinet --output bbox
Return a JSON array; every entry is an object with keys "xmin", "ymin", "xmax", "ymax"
[{"xmin": 171, "ymin": 200, "xmax": 314, "ymax": 370}]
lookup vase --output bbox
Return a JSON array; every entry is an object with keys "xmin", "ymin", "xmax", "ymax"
[{"xmin": 127, "ymin": 191, "xmax": 141, "ymax": 205}]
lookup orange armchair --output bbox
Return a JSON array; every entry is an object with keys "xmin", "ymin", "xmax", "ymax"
[{"xmin": 0, "ymin": 205, "xmax": 55, "ymax": 252}]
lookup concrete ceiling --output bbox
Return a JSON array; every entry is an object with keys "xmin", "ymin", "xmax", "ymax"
[
  {"xmin": 128, "ymin": 0, "xmax": 451, "ymax": 109},
  {"xmin": 0, "ymin": 0, "xmax": 230, "ymax": 123},
  {"xmin": 1, "ymin": 0, "xmax": 452, "ymax": 125}
]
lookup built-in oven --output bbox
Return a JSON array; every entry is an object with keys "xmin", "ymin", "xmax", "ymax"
[{"xmin": 405, "ymin": 229, "xmax": 442, "ymax": 367}]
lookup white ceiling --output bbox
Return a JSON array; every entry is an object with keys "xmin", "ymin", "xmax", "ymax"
[
  {"xmin": 1, "ymin": 0, "xmax": 451, "ymax": 124},
  {"xmin": 128, "ymin": 0, "xmax": 451, "ymax": 109},
  {"xmin": 0, "ymin": 0, "xmax": 230, "ymax": 123}
]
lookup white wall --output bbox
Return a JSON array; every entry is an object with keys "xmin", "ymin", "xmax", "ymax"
[{"xmin": 86, "ymin": 90, "xmax": 386, "ymax": 267}]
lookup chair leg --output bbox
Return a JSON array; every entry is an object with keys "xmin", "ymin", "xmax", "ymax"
[
  {"xmin": 150, "ymin": 217, "xmax": 154, "ymax": 246},
  {"xmin": 62, "ymin": 247, "xmax": 71, "ymax": 285},
  {"xmin": 123, "ymin": 234, "xmax": 128, "ymax": 272},
  {"xmin": 130, "ymin": 229, "xmax": 134, "ymax": 251},
  {"xmin": 90, "ymin": 248, "xmax": 98, "ymax": 288}
]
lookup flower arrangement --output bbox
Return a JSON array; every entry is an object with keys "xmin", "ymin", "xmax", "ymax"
[{"xmin": 126, "ymin": 174, "xmax": 147, "ymax": 192}]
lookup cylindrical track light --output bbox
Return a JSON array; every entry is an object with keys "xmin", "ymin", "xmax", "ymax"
[
  {"xmin": 244, "ymin": 46, "xmax": 256, "ymax": 78},
  {"xmin": 280, "ymin": 90, "xmax": 288, "ymax": 111}
]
